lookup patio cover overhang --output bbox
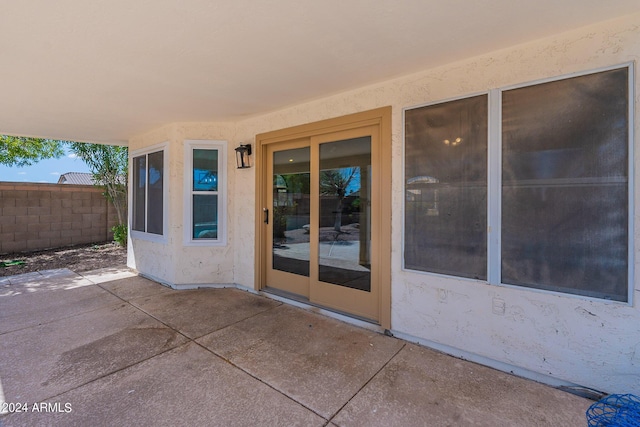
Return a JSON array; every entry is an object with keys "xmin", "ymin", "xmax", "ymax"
[{"xmin": 1, "ymin": 0, "xmax": 639, "ymax": 143}]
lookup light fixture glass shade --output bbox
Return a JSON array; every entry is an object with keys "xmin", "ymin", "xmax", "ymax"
[{"xmin": 235, "ymin": 144, "xmax": 252, "ymax": 169}]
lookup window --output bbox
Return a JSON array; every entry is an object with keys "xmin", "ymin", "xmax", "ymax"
[
  {"xmin": 501, "ymin": 67, "xmax": 629, "ymax": 301},
  {"xmin": 132, "ymin": 145, "xmax": 166, "ymax": 237},
  {"xmin": 184, "ymin": 140, "xmax": 226, "ymax": 246},
  {"xmin": 404, "ymin": 95, "xmax": 488, "ymax": 280},
  {"xmin": 404, "ymin": 65, "xmax": 632, "ymax": 302}
]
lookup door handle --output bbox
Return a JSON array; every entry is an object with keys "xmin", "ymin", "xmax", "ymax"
[{"xmin": 263, "ymin": 208, "xmax": 269, "ymax": 224}]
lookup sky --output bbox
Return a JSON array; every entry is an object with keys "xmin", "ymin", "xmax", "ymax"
[{"xmin": 0, "ymin": 148, "xmax": 91, "ymax": 183}]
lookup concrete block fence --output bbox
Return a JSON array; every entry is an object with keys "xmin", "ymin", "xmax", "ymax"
[{"xmin": 0, "ymin": 182, "xmax": 118, "ymax": 254}]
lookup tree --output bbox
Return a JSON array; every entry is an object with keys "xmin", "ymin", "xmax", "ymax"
[
  {"xmin": 0, "ymin": 135, "xmax": 67, "ymax": 166},
  {"xmin": 68, "ymin": 142, "xmax": 128, "ymax": 228},
  {"xmin": 320, "ymin": 167, "xmax": 358, "ymax": 232}
]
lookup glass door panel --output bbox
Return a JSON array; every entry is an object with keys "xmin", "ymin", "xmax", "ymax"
[
  {"xmin": 272, "ymin": 147, "xmax": 311, "ymax": 277},
  {"xmin": 318, "ymin": 137, "xmax": 371, "ymax": 291},
  {"xmin": 310, "ymin": 127, "xmax": 379, "ymax": 322}
]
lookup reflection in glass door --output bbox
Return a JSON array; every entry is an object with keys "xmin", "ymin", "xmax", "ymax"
[
  {"xmin": 318, "ymin": 137, "xmax": 371, "ymax": 292},
  {"xmin": 272, "ymin": 147, "xmax": 311, "ymax": 277}
]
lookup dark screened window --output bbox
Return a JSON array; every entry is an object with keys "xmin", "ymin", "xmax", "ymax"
[
  {"xmin": 132, "ymin": 155, "xmax": 146, "ymax": 232},
  {"xmin": 132, "ymin": 150, "xmax": 164, "ymax": 236},
  {"xmin": 404, "ymin": 66, "xmax": 630, "ymax": 302},
  {"xmin": 502, "ymin": 68, "xmax": 629, "ymax": 301},
  {"xmin": 405, "ymin": 94, "xmax": 488, "ymax": 279}
]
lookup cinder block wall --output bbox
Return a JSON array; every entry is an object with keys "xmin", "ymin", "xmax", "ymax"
[{"xmin": 0, "ymin": 182, "xmax": 119, "ymax": 254}]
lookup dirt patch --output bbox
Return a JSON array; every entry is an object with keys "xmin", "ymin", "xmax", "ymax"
[{"xmin": 0, "ymin": 242, "xmax": 127, "ymax": 277}]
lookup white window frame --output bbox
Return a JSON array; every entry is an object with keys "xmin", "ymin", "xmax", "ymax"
[
  {"xmin": 402, "ymin": 63, "xmax": 634, "ymax": 305},
  {"xmin": 129, "ymin": 141, "xmax": 169, "ymax": 243},
  {"xmin": 183, "ymin": 140, "xmax": 227, "ymax": 246}
]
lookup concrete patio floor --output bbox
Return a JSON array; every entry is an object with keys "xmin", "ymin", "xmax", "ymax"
[{"xmin": 0, "ymin": 267, "xmax": 592, "ymax": 426}]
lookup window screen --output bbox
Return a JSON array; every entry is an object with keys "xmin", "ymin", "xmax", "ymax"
[
  {"xmin": 131, "ymin": 149, "xmax": 164, "ymax": 236},
  {"xmin": 501, "ymin": 68, "xmax": 629, "ymax": 301},
  {"xmin": 404, "ymin": 94, "xmax": 488, "ymax": 279},
  {"xmin": 132, "ymin": 155, "xmax": 146, "ymax": 232},
  {"xmin": 146, "ymin": 151, "xmax": 164, "ymax": 235}
]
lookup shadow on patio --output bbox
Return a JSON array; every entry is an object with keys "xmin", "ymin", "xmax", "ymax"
[{"xmin": 0, "ymin": 267, "xmax": 590, "ymax": 426}]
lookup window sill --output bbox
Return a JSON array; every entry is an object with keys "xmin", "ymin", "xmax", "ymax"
[
  {"xmin": 130, "ymin": 230, "xmax": 168, "ymax": 244},
  {"xmin": 183, "ymin": 238, "xmax": 227, "ymax": 247}
]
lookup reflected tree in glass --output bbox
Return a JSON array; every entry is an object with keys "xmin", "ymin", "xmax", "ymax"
[
  {"xmin": 320, "ymin": 167, "xmax": 359, "ymax": 232},
  {"xmin": 319, "ymin": 138, "xmax": 371, "ymax": 291}
]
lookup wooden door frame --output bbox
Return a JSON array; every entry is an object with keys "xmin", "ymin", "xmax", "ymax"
[{"xmin": 254, "ymin": 107, "xmax": 392, "ymax": 329}]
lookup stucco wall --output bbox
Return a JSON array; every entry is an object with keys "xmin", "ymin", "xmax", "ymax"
[
  {"xmin": 129, "ymin": 12, "xmax": 640, "ymax": 393},
  {"xmin": 127, "ymin": 122, "xmax": 236, "ymax": 286}
]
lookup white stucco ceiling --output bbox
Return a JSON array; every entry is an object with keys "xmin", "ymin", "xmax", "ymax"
[{"xmin": 1, "ymin": 0, "xmax": 639, "ymax": 145}]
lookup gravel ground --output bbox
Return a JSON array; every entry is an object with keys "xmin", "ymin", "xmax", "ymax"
[{"xmin": 0, "ymin": 242, "xmax": 127, "ymax": 277}]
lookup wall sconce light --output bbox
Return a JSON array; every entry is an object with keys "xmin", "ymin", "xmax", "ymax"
[{"xmin": 235, "ymin": 144, "xmax": 252, "ymax": 169}]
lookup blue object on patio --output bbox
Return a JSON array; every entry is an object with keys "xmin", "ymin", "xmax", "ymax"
[{"xmin": 586, "ymin": 394, "xmax": 640, "ymax": 427}]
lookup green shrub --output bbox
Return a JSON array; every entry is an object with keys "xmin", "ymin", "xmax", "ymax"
[{"xmin": 112, "ymin": 224, "xmax": 128, "ymax": 247}]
